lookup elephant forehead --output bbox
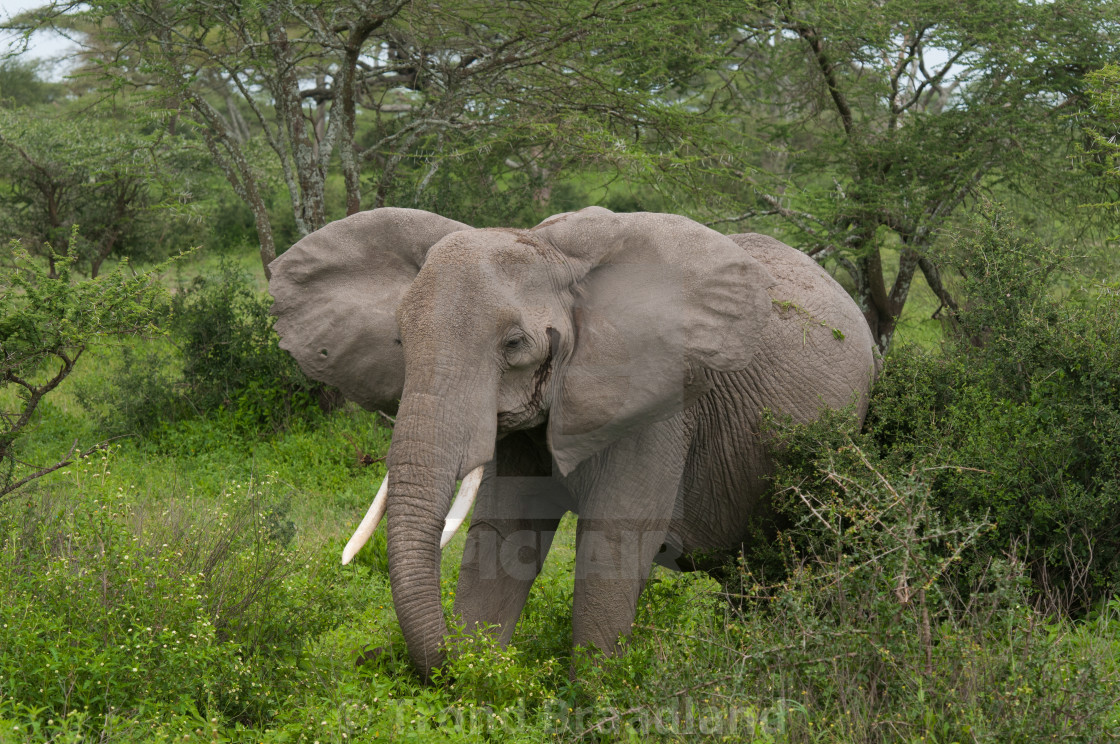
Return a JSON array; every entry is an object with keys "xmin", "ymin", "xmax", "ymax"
[
  {"xmin": 399, "ymin": 260, "xmax": 570, "ymax": 337},
  {"xmin": 427, "ymin": 228, "xmax": 565, "ymax": 266},
  {"xmin": 412, "ymin": 235, "xmax": 572, "ymax": 301}
]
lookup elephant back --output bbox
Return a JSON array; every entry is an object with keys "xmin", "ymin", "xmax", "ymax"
[{"xmin": 729, "ymin": 232, "xmax": 877, "ymax": 410}]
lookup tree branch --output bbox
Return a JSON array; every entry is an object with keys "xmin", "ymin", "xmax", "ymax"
[
  {"xmin": 918, "ymin": 257, "xmax": 959, "ymax": 317},
  {"xmin": 792, "ymin": 23, "xmax": 853, "ymax": 135},
  {"xmin": 0, "ymin": 436, "xmax": 131, "ymax": 500},
  {"xmin": 1, "ymin": 349, "xmax": 80, "ymax": 461}
]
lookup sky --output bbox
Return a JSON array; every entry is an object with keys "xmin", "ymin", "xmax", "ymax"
[{"xmin": 1, "ymin": 0, "xmax": 80, "ymax": 79}]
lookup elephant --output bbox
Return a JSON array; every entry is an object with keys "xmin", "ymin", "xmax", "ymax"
[{"xmin": 268, "ymin": 206, "xmax": 878, "ymax": 681}]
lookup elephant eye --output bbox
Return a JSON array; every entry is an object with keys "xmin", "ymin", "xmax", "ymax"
[{"xmin": 504, "ymin": 334, "xmax": 525, "ymax": 352}]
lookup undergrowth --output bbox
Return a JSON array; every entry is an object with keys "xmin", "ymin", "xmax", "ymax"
[{"xmin": 0, "ymin": 447, "xmax": 347, "ymax": 737}]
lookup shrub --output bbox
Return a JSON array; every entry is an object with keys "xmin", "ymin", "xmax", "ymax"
[
  {"xmin": 0, "ymin": 235, "xmax": 166, "ymax": 498},
  {"xmin": 80, "ymin": 260, "xmax": 328, "ymax": 439},
  {"xmin": 772, "ymin": 202, "xmax": 1120, "ymax": 613},
  {"xmin": 171, "ymin": 260, "xmax": 325, "ymax": 431},
  {"xmin": 80, "ymin": 339, "xmax": 193, "ymax": 435},
  {"xmin": 0, "ymin": 447, "xmax": 345, "ymax": 733},
  {"xmin": 733, "ymin": 431, "xmax": 1118, "ymax": 742}
]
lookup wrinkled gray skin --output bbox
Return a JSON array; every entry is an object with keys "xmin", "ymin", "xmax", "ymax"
[{"xmin": 269, "ymin": 206, "xmax": 878, "ymax": 681}]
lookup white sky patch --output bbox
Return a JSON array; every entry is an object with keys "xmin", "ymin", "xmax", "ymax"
[{"xmin": 1, "ymin": 0, "xmax": 80, "ymax": 80}]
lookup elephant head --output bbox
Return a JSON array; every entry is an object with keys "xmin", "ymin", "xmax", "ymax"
[{"xmin": 268, "ymin": 206, "xmax": 775, "ymax": 679}]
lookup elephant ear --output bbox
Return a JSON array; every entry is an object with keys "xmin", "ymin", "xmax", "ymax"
[
  {"xmin": 268, "ymin": 208, "xmax": 471, "ymax": 411},
  {"xmin": 533, "ymin": 207, "xmax": 776, "ymax": 474}
]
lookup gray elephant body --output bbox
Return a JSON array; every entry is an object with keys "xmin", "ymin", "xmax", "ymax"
[
  {"xmin": 675, "ymin": 232, "xmax": 876, "ymax": 558},
  {"xmin": 269, "ymin": 207, "xmax": 877, "ymax": 678}
]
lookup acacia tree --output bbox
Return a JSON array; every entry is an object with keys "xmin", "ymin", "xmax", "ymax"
[
  {"xmin": 16, "ymin": 0, "xmax": 723, "ymax": 279},
  {"xmin": 695, "ymin": 0, "xmax": 1120, "ymax": 351},
  {"xmin": 0, "ymin": 108, "xmax": 192, "ymax": 278},
  {"xmin": 0, "ymin": 58, "xmax": 61, "ymax": 106},
  {"xmin": 1082, "ymin": 64, "xmax": 1120, "ymax": 214}
]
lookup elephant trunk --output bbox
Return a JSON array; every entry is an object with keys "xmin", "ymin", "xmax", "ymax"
[
  {"xmin": 385, "ymin": 454, "xmax": 453, "ymax": 679},
  {"xmin": 384, "ymin": 378, "xmax": 496, "ymax": 681}
]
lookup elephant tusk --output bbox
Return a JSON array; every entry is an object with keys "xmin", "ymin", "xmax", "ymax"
[
  {"xmin": 440, "ymin": 465, "xmax": 484, "ymax": 549},
  {"xmin": 341, "ymin": 472, "xmax": 390, "ymax": 565}
]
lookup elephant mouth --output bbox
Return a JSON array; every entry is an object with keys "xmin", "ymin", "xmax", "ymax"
[{"xmin": 497, "ymin": 406, "xmax": 547, "ymax": 432}]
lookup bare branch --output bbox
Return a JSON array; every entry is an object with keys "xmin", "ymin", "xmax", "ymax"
[
  {"xmin": 703, "ymin": 209, "xmax": 781, "ymax": 226},
  {"xmin": 0, "ymin": 436, "xmax": 132, "ymax": 500}
]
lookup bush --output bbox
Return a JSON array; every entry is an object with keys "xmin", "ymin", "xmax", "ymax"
[
  {"xmin": 0, "ymin": 447, "xmax": 345, "ymax": 734},
  {"xmin": 730, "ymin": 430, "xmax": 1117, "ymax": 742},
  {"xmin": 171, "ymin": 260, "xmax": 325, "ymax": 431},
  {"xmin": 771, "ymin": 202, "xmax": 1120, "ymax": 614},
  {"xmin": 0, "ymin": 235, "xmax": 166, "ymax": 498},
  {"xmin": 80, "ymin": 260, "xmax": 328, "ymax": 439}
]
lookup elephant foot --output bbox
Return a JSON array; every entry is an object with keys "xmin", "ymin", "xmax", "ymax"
[{"xmin": 355, "ymin": 643, "xmax": 443, "ymax": 685}]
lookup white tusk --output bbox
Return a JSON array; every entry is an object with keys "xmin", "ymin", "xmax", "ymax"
[
  {"xmin": 341, "ymin": 472, "xmax": 389, "ymax": 565},
  {"xmin": 440, "ymin": 466, "xmax": 484, "ymax": 549}
]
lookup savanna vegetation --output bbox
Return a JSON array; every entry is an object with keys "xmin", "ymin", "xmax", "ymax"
[{"xmin": 1, "ymin": 1, "xmax": 1119, "ymax": 741}]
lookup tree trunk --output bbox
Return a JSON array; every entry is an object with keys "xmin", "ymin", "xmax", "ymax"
[
  {"xmin": 267, "ymin": 11, "xmax": 326, "ymax": 236},
  {"xmin": 250, "ymin": 191, "xmax": 278, "ymax": 281},
  {"xmin": 90, "ymin": 232, "xmax": 117, "ymax": 279},
  {"xmin": 847, "ymin": 242, "xmax": 928, "ymax": 354},
  {"xmin": 338, "ymin": 24, "xmax": 370, "ymax": 216}
]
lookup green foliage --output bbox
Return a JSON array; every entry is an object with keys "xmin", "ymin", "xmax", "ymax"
[
  {"xmin": 0, "ymin": 447, "xmax": 346, "ymax": 733},
  {"xmin": 171, "ymin": 261, "xmax": 323, "ymax": 431},
  {"xmin": 731, "ymin": 431, "xmax": 1117, "ymax": 742},
  {"xmin": 439, "ymin": 627, "xmax": 561, "ymax": 709},
  {"xmin": 21, "ymin": 0, "xmax": 744, "ymax": 282},
  {"xmin": 384, "ymin": 151, "xmax": 549, "ymax": 229},
  {"xmin": 77, "ymin": 340, "xmax": 190, "ymax": 436},
  {"xmin": 0, "ymin": 106, "xmax": 198, "ymax": 277},
  {"xmin": 205, "ymin": 191, "xmax": 260, "ymax": 253},
  {"xmin": 6, "ymin": 406, "xmax": 1114, "ymax": 742},
  {"xmin": 691, "ymin": 0, "xmax": 1120, "ymax": 351},
  {"xmin": 937, "ymin": 204, "xmax": 1066, "ymax": 346},
  {"xmin": 1081, "ymin": 64, "xmax": 1120, "ymax": 214},
  {"xmin": 0, "ymin": 236, "xmax": 166, "ymax": 497},
  {"xmin": 915, "ymin": 208, "xmax": 1120, "ymax": 612},
  {"xmin": 771, "ymin": 203, "xmax": 1120, "ymax": 614},
  {"xmin": 733, "ymin": 201, "xmax": 1120, "ymax": 738},
  {"xmin": 0, "ymin": 58, "xmax": 61, "ymax": 108},
  {"xmin": 80, "ymin": 261, "xmax": 326, "ymax": 439}
]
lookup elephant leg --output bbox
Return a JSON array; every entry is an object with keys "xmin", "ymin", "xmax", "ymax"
[
  {"xmin": 453, "ymin": 463, "xmax": 569, "ymax": 646},
  {"xmin": 568, "ymin": 416, "xmax": 690, "ymax": 657}
]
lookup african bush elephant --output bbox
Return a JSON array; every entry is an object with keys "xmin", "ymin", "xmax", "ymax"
[{"xmin": 268, "ymin": 206, "xmax": 878, "ymax": 680}]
